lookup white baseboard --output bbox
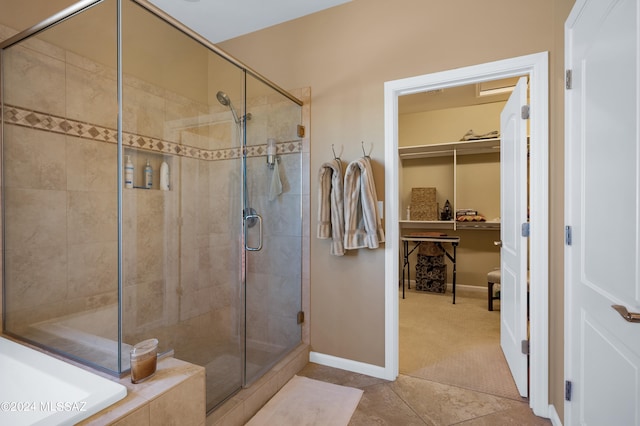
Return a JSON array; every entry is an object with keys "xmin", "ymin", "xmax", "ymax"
[
  {"xmin": 309, "ymin": 351, "xmax": 388, "ymax": 380},
  {"xmin": 548, "ymin": 404, "xmax": 562, "ymax": 426},
  {"xmin": 402, "ymin": 281, "xmax": 486, "ymax": 295}
]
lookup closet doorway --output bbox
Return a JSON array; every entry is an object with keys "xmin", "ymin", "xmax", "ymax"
[
  {"xmin": 397, "ymin": 75, "xmax": 526, "ymax": 400},
  {"xmin": 383, "ymin": 52, "xmax": 549, "ymax": 417}
]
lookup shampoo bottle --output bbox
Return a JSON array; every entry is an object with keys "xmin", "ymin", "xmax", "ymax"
[
  {"xmin": 125, "ymin": 155, "xmax": 134, "ymax": 189},
  {"xmin": 144, "ymin": 159, "xmax": 153, "ymax": 189},
  {"xmin": 160, "ymin": 161, "xmax": 170, "ymax": 191}
]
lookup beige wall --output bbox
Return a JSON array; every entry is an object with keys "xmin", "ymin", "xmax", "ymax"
[
  {"xmin": 221, "ymin": 0, "xmax": 575, "ymax": 419},
  {"xmin": 400, "ymin": 102, "xmax": 506, "ymax": 147}
]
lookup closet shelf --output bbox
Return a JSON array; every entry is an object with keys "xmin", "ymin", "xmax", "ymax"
[{"xmin": 398, "ymin": 138, "xmax": 500, "ymax": 159}]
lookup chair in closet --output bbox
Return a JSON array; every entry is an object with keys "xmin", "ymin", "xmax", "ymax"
[
  {"xmin": 487, "ymin": 269, "xmax": 530, "ymax": 311},
  {"xmin": 487, "ymin": 269, "xmax": 501, "ymax": 311}
]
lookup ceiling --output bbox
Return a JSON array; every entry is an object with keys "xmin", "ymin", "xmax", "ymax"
[
  {"xmin": 398, "ymin": 78, "xmax": 519, "ymax": 115},
  {"xmin": 0, "ymin": 0, "xmax": 351, "ymax": 43},
  {"xmin": 148, "ymin": 0, "xmax": 351, "ymax": 43}
]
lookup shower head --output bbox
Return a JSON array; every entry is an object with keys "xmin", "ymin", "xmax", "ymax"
[
  {"xmin": 216, "ymin": 90, "xmax": 240, "ymax": 124},
  {"xmin": 216, "ymin": 91, "xmax": 231, "ymax": 107}
]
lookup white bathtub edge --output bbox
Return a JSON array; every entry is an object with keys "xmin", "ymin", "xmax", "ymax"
[{"xmin": 0, "ymin": 337, "xmax": 127, "ymax": 426}]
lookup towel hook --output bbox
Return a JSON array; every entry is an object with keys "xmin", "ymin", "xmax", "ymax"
[
  {"xmin": 332, "ymin": 144, "xmax": 343, "ymax": 167},
  {"xmin": 361, "ymin": 141, "xmax": 371, "ymax": 158},
  {"xmin": 331, "ymin": 144, "xmax": 339, "ymax": 160}
]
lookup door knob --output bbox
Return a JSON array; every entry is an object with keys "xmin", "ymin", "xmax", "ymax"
[
  {"xmin": 612, "ymin": 305, "xmax": 640, "ymax": 323},
  {"xmin": 494, "ymin": 240, "xmax": 502, "ymax": 247}
]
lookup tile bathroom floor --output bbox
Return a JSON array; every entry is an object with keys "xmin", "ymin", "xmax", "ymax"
[{"xmin": 297, "ymin": 362, "xmax": 551, "ymax": 426}]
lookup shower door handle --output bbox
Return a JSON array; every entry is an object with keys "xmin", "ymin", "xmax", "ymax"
[{"xmin": 245, "ymin": 213, "xmax": 263, "ymax": 251}]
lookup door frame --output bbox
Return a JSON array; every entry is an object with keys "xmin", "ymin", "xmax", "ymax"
[{"xmin": 383, "ymin": 52, "xmax": 549, "ymax": 417}]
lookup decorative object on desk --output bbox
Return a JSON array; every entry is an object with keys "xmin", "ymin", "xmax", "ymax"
[
  {"xmin": 440, "ymin": 199, "xmax": 453, "ymax": 221},
  {"xmin": 410, "ymin": 187, "xmax": 437, "ymax": 221}
]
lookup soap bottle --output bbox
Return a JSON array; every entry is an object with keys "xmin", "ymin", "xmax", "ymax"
[
  {"xmin": 125, "ymin": 155, "xmax": 134, "ymax": 189},
  {"xmin": 160, "ymin": 161, "xmax": 170, "ymax": 191},
  {"xmin": 144, "ymin": 159, "xmax": 153, "ymax": 189}
]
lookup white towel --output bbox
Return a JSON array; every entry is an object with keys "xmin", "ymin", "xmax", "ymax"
[
  {"xmin": 343, "ymin": 157, "xmax": 385, "ymax": 250},
  {"xmin": 268, "ymin": 159, "xmax": 283, "ymax": 201},
  {"xmin": 317, "ymin": 159, "xmax": 344, "ymax": 256}
]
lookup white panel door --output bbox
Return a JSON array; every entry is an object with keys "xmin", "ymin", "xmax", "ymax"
[
  {"xmin": 500, "ymin": 77, "xmax": 529, "ymax": 398},
  {"xmin": 565, "ymin": 0, "xmax": 640, "ymax": 424}
]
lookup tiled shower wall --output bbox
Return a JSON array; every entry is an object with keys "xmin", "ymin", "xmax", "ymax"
[{"xmin": 1, "ymin": 22, "xmax": 307, "ymax": 357}]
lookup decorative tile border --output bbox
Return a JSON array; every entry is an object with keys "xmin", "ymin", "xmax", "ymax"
[{"xmin": 2, "ymin": 105, "xmax": 302, "ymax": 160}]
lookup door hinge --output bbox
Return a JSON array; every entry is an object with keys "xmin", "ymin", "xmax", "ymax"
[
  {"xmin": 297, "ymin": 311, "xmax": 305, "ymax": 324},
  {"xmin": 521, "ymin": 222, "xmax": 530, "ymax": 237},
  {"xmin": 566, "ymin": 70, "xmax": 572, "ymax": 90},
  {"xmin": 297, "ymin": 124, "xmax": 305, "ymax": 138},
  {"xmin": 521, "ymin": 104, "xmax": 530, "ymax": 120},
  {"xmin": 565, "ymin": 226, "xmax": 572, "ymax": 246},
  {"xmin": 521, "ymin": 339, "xmax": 530, "ymax": 355},
  {"xmin": 565, "ymin": 380, "xmax": 572, "ymax": 401}
]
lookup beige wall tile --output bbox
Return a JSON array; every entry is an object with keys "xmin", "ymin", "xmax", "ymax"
[
  {"xmin": 67, "ymin": 241, "xmax": 117, "ymax": 298},
  {"xmin": 3, "ymin": 126, "xmax": 66, "ymax": 190},
  {"xmin": 66, "ymin": 63, "xmax": 117, "ymax": 128},
  {"xmin": 149, "ymin": 370, "xmax": 205, "ymax": 426},
  {"xmin": 4, "ymin": 187, "xmax": 67, "ymax": 247},
  {"xmin": 164, "ymin": 96, "xmax": 208, "ymax": 144},
  {"xmin": 66, "ymin": 135, "xmax": 117, "ymax": 192},
  {"xmin": 111, "ymin": 405, "xmax": 150, "ymax": 426},
  {"xmin": 123, "ymin": 83, "xmax": 165, "ymax": 140},
  {"xmin": 2, "ymin": 45, "xmax": 66, "ymax": 115},
  {"xmin": 4, "ymin": 244, "xmax": 67, "ymax": 312},
  {"xmin": 240, "ymin": 377, "xmax": 279, "ymax": 424},
  {"xmin": 67, "ymin": 190, "xmax": 117, "ymax": 245},
  {"xmin": 135, "ymin": 279, "xmax": 165, "ymax": 327},
  {"xmin": 66, "ymin": 50, "xmax": 117, "ymax": 81}
]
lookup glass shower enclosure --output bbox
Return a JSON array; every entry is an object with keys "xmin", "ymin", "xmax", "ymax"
[{"xmin": 0, "ymin": 0, "xmax": 303, "ymax": 411}]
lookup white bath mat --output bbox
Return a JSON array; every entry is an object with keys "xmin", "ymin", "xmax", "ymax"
[{"xmin": 246, "ymin": 375, "xmax": 363, "ymax": 426}]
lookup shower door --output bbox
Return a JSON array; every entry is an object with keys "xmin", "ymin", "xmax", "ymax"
[
  {"xmin": 120, "ymin": 1, "xmax": 249, "ymax": 412},
  {"xmin": 243, "ymin": 75, "xmax": 303, "ymax": 384}
]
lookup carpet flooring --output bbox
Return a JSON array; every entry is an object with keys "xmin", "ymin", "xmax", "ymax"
[{"xmin": 399, "ymin": 286, "xmax": 525, "ymax": 401}]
